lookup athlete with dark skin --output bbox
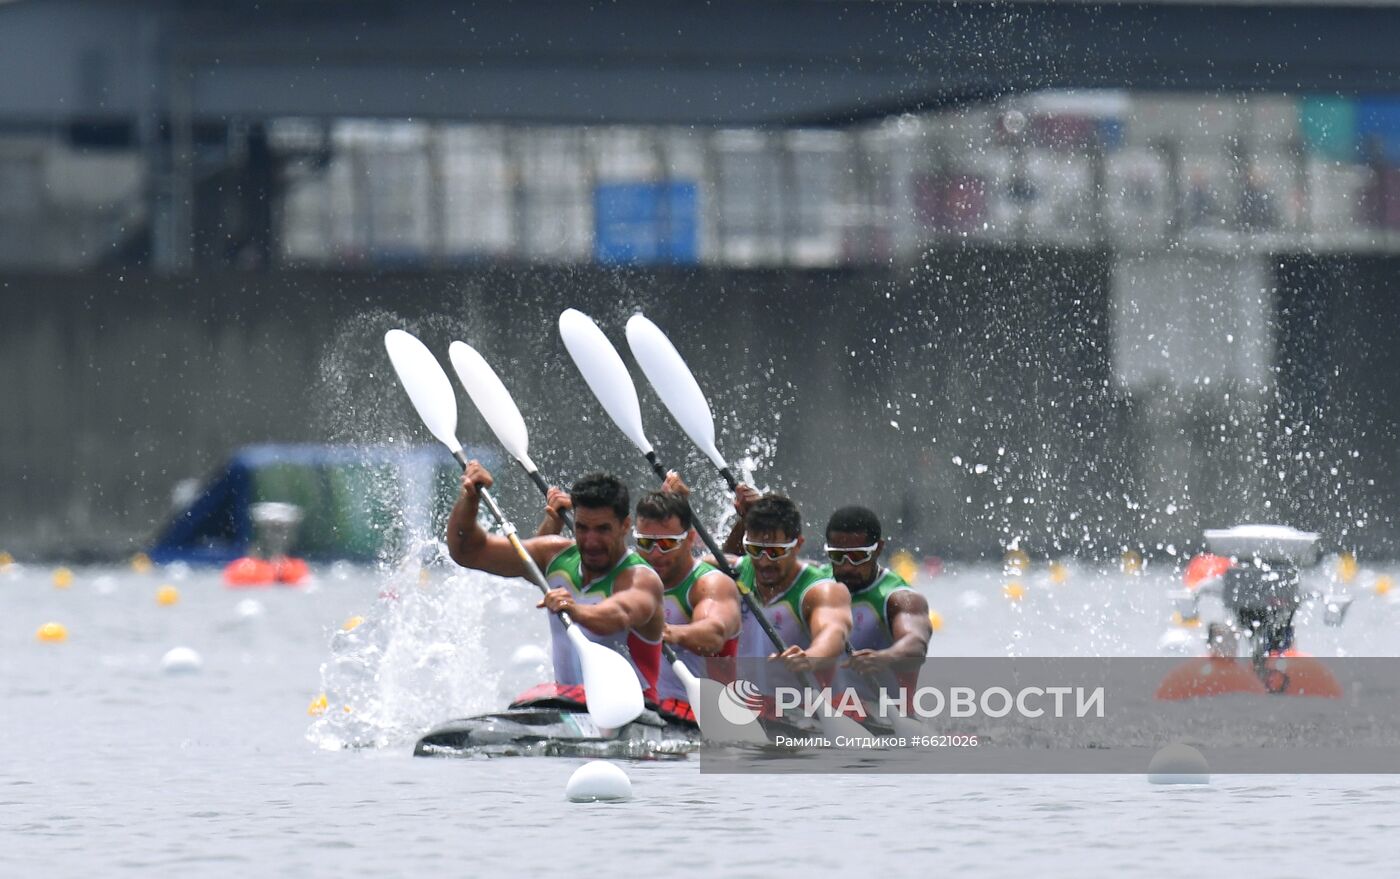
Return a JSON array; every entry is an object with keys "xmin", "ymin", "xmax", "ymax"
[{"xmin": 822, "ymin": 505, "xmax": 931, "ymax": 676}]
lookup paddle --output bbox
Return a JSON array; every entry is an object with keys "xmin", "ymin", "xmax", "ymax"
[
  {"xmin": 447, "ymin": 341, "xmax": 575, "ymax": 533},
  {"xmin": 382, "ymin": 328, "xmax": 644, "ymax": 731},
  {"xmin": 625, "ymin": 312, "xmax": 929, "ymax": 738},
  {"xmin": 446, "ymin": 338, "xmax": 761, "ymax": 743},
  {"xmin": 623, "ymin": 314, "xmax": 740, "ymax": 491},
  {"xmin": 559, "ymin": 308, "xmax": 872, "ymax": 742}
]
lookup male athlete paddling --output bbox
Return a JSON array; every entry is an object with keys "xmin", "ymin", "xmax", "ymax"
[
  {"xmin": 447, "ymin": 461, "xmax": 665, "ymax": 704},
  {"xmin": 536, "ymin": 482, "xmax": 742, "ymax": 723},
  {"xmin": 821, "ymin": 505, "xmax": 931, "ymax": 672},
  {"xmin": 819, "ymin": 505, "xmax": 931, "ymax": 702}
]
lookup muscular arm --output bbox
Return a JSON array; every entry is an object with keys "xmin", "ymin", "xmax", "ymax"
[
  {"xmin": 665, "ymin": 571, "xmax": 742, "ymax": 655},
  {"xmin": 801, "ymin": 580, "xmax": 854, "ymax": 659},
  {"xmin": 885, "ymin": 590, "xmax": 933, "ymax": 659},
  {"xmin": 446, "ymin": 464, "xmax": 570, "ymax": 577},
  {"xmin": 566, "ymin": 567, "xmax": 664, "ymax": 638},
  {"xmin": 722, "ymin": 483, "xmax": 761, "ymax": 557}
]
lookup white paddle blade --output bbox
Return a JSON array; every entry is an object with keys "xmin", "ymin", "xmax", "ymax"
[
  {"xmin": 888, "ymin": 712, "xmax": 930, "ymax": 739},
  {"xmin": 567, "ymin": 625, "xmax": 645, "ymax": 729},
  {"xmin": 819, "ymin": 711, "xmax": 875, "ymax": 743},
  {"xmin": 678, "ymin": 665, "xmax": 770, "ymax": 745},
  {"xmin": 383, "ymin": 330, "xmax": 462, "ymax": 455},
  {"xmin": 448, "ymin": 341, "xmax": 535, "ymax": 471},
  {"xmin": 558, "ymin": 309, "xmax": 653, "ymax": 455},
  {"xmin": 625, "ymin": 314, "xmax": 728, "ymax": 472}
]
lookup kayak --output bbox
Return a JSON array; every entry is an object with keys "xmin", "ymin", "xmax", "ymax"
[{"xmin": 414, "ymin": 685, "xmax": 703, "ymax": 759}]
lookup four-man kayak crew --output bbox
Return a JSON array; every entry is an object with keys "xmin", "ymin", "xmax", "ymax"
[
  {"xmin": 819, "ymin": 505, "xmax": 931, "ymax": 700},
  {"xmin": 447, "ymin": 461, "xmax": 665, "ymax": 704},
  {"xmin": 536, "ymin": 479, "xmax": 744, "ymax": 724}
]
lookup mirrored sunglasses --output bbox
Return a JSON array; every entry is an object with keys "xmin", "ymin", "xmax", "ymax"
[
  {"xmin": 824, "ymin": 543, "xmax": 879, "ymax": 565},
  {"xmin": 633, "ymin": 531, "xmax": 689, "ymax": 554},
  {"xmin": 743, "ymin": 538, "xmax": 799, "ymax": 560}
]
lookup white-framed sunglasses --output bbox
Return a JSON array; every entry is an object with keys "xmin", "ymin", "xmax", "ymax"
[
  {"xmin": 823, "ymin": 542, "xmax": 880, "ymax": 565},
  {"xmin": 742, "ymin": 538, "xmax": 799, "ymax": 560},
  {"xmin": 632, "ymin": 530, "xmax": 689, "ymax": 554}
]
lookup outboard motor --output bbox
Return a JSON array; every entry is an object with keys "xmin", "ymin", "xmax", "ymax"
[
  {"xmin": 1220, "ymin": 560, "xmax": 1302, "ymax": 655},
  {"xmin": 1204, "ymin": 525, "xmax": 1320, "ymax": 666}
]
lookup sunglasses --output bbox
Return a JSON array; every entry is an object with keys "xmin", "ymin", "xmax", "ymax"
[
  {"xmin": 743, "ymin": 538, "xmax": 799, "ymax": 560},
  {"xmin": 824, "ymin": 543, "xmax": 879, "ymax": 565},
  {"xmin": 632, "ymin": 531, "xmax": 689, "ymax": 554}
]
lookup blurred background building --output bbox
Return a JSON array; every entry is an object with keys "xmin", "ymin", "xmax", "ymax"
[{"xmin": 3, "ymin": 0, "xmax": 1400, "ymax": 561}]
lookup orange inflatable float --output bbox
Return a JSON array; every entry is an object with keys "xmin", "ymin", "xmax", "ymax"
[
  {"xmin": 1156, "ymin": 651, "xmax": 1343, "ymax": 700},
  {"xmin": 1184, "ymin": 553, "xmax": 1232, "ymax": 588},
  {"xmin": 223, "ymin": 555, "xmax": 309, "ymax": 587},
  {"xmin": 1155, "ymin": 658, "xmax": 1267, "ymax": 700}
]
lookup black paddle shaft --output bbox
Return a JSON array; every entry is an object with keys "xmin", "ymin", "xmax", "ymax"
[{"xmin": 521, "ymin": 462, "xmax": 576, "ymax": 532}]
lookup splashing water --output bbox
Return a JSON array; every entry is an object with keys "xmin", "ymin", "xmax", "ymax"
[{"xmin": 305, "ymin": 544, "xmax": 551, "ymax": 750}]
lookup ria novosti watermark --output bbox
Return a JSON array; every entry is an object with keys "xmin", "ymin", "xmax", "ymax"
[
  {"xmin": 698, "ymin": 657, "xmax": 1400, "ymax": 773},
  {"xmin": 767, "ymin": 683, "xmax": 1105, "ymax": 720}
]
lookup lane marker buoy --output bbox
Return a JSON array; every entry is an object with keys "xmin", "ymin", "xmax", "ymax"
[
  {"xmin": 1148, "ymin": 743, "xmax": 1210, "ymax": 784},
  {"xmin": 36, "ymin": 621, "xmax": 68, "ymax": 643},
  {"xmin": 160, "ymin": 646, "xmax": 203, "ymax": 674},
  {"xmin": 566, "ymin": 760, "xmax": 633, "ymax": 802}
]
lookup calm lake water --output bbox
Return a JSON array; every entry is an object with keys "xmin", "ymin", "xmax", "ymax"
[{"xmin": 4, "ymin": 558, "xmax": 1398, "ymax": 877}]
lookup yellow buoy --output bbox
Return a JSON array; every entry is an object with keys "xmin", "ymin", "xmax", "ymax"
[
  {"xmin": 1170, "ymin": 611, "xmax": 1202, "ymax": 628},
  {"xmin": 1121, "ymin": 550, "xmax": 1143, "ymax": 574},
  {"xmin": 1375, "ymin": 575, "xmax": 1393, "ymax": 597},
  {"xmin": 129, "ymin": 553, "xmax": 153, "ymax": 575},
  {"xmin": 0, "ymin": 551, "xmax": 13, "ymax": 570},
  {"xmin": 155, "ymin": 584, "xmax": 180, "ymax": 607},
  {"xmin": 891, "ymin": 550, "xmax": 918, "ymax": 584},
  {"xmin": 1338, "ymin": 553, "xmax": 1358, "ymax": 584},
  {"xmin": 927, "ymin": 610, "xmax": 944, "ymax": 632},
  {"xmin": 1003, "ymin": 581, "xmax": 1025, "ymax": 602},
  {"xmin": 341, "ymin": 615, "xmax": 366, "ymax": 632},
  {"xmin": 36, "ymin": 621, "xmax": 68, "ymax": 643},
  {"xmin": 52, "ymin": 567, "xmax": 74, "ymax": 589},
  {"xmin": 1048, "ymin": 562, "xmax": 1069, "ymax": 584},
  {"xmin": 307, "ymin": 693, "xmax": 328, "ymax": 716},
  {"xmin": 1004, "ymin": 549, "xmax": 1031, "ymax": 574}
]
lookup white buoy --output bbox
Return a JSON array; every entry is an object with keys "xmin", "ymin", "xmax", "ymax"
[
  {"xmin": 565, "ymin": 760, "xmax": 633, "ymax": 803},
  {"xmin": 234, "ymin": 598, "xmax": 265, "ymax": 620},
  {"xmin": 1156, "ymin": 627, "xmax": 1198, "ymax": 656},
  {"xmin": 160, "ymin": 646, "xmax": 204, "ymax": 675},
  {"xmin": 1148, "ymin": 743, "xmax": 1210, "ymax": 785},
  {"xmin": 510, "ymin": 644, "xmax": 549, "ymax": 670}
]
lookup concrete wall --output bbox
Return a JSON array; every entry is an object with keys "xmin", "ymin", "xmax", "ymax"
[{"xmin": 2, "ymin": 249, "xmax": 1395, "ymax": 561}]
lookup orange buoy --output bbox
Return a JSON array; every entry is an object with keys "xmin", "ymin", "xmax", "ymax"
[
  {"xmin": 274, "ymin": 557, "xmax": 310, "ymax": 585},
  {"xmin": 1184, "ymin": 553, "xmax": 1232, "ymax": 589},
  {"xmin": 1156, "ymin": 658, "xmax": 1267, "ymax": 700},
  {"xmin": 223, "ymin": 556, "xmax": 276, "ymax": 587}
]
